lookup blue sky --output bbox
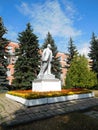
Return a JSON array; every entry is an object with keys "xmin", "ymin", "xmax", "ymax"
[{"xmin": 0, "ymin": 0, "xmax": 98, "ymax": 56}]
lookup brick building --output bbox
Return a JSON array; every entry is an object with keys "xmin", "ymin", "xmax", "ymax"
[
  {"xmin": 6, "ymin": 42, "xmax": 69, "ymax": 86},
  {"xmin": 56, "ymin": 52, "xmax": 69, "ymax": 85},
  {"xmin": 6, "ymin": 42, "xmax": 19, "ymax": 85}
]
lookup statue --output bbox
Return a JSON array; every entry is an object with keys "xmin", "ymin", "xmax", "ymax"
[
  {"xmin": 33, "ymin": 44, "xmax": 61, "ymax": 92},
  {"xmin": 38, "ymin": 44, "xmax": 53, "ymax": 78}
]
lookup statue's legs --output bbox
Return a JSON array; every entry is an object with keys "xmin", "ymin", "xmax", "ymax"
[
  {"xmin": 47, "ymin": 62, "xmax": 51, "ymax": 74},
  {"xmin": 38, "ymin": 62, "xmax": 48, "ymax": 76},
  {"xmin": 42, "ymin": 62, "xmax": 48, "ymax": 74}
]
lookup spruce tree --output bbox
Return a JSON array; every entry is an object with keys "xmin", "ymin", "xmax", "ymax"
[
  {"xmin": 42, "ymin": 32, "xmax": 61, "ymax": 79},
  {"xmin": 12, "ymin": 23, "xmax": 40, "ymax": 89},
  {"xmin": 67, "ymin": 37, "xmax": 78, "ymax": 66},
  {"xmin": 88, "ymin": 32, "xmax": 98, "ymax": 75},
  {"xmin": 0, "ymin": 17, "xmax": 8, "ymax": 90},
  {"xmin": 65, "ymin": 55, "xmax": 97, "ymax": 89}
]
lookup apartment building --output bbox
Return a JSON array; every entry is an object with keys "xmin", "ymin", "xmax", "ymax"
[
  {"xmin": 6, "ymin": 42, "xmax": 92, "ymax": 87},
  {"xmin": 6, "ymin": 42, "xmax": 69, "ymax": 85},
  {"xmin": 6, "ymin": 42, "xmax": 19, "ymax": 85},
  {"xmin": 56, "ymin": 52, "xmax": 69, "ymax": 85}
]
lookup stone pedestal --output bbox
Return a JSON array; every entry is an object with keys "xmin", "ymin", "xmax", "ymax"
[{"xmin": 32, "ymin": 74, "xmax": 61, "ymax": 92}]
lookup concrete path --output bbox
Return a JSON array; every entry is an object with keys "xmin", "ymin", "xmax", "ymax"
[{"xmin": 1, "ymin": 93, "xmax": 98, "ymax": 126}]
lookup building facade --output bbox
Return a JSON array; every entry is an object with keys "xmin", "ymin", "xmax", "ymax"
[
  {"xmin": 6, "ymin": 42, "xmax": 19, "ymax": 85},
  {"xmin": 6, "ymin": 42, "xmax": 69, "ymax": 86},
  {"xmin": 56, "ymin": 52, "xmax": 69, "ymax": 85}
]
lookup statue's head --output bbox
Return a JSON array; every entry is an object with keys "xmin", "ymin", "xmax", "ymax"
[{"xmin": 47, "ymin": 44, "xmax": 51, "ymax": 49}]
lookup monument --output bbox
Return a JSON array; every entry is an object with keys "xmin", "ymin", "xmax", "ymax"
[{"xmin": 32, "ymin": 44, "xmax": 61, "ymax": 92}]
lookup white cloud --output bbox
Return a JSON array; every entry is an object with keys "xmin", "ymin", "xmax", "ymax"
[
  {"xmin": 17, "ymin": 0, "xmax": 82, "ymax": 41},
  {"xmin": 78, "ymin": 42, "xmax": 90, "ymax": 57},
  {"xmin": 61, "ymin": 0, "xmax": 76, "ymax": 19},
  {"xmin": 16, "ymin": 2, "xmax": 32, "ymax": 16},
  {"xmin": 4, "ymin": 25, "xmax": 18, "ymax": 42}
]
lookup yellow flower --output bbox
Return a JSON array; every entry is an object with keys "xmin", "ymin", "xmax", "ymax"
[{"xmin": 68, "ymin": 92, "xmax": 74, "ymax": 95}]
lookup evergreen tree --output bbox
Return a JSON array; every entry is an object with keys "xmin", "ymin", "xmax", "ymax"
[
  {"xmin": 65, "ymin": 55, "xmax": 97, "ymax": 89},
  {"xmin": 42, "ymin": 32, "xmax": 61, "ymax": 79},
  {"xmin": 88, "ymin": 32, "xmax": 98, "ymax": 76},
  {"xmin": 0, "ymin": 17, "xmax": 8, "ymax": 90},
  {"xmin": 67, "ymin": 37, "xmax": 78, "ymax": 66},
  {"xmin": 12, "ymin": 23, "xmax": 40, "ymax": 89}
]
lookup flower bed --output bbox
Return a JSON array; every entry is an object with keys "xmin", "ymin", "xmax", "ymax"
[
  {"xmin": 7, "ymin": 89, "xmax": 91, "ymax": 99},
  {"xmin": 6, "ymin": 89, "xmax": 94, "ymax": 107}
]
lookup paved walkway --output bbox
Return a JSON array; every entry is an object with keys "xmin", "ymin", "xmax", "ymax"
[{"xmin": 1, "ymin": 94, "xmax": 98, "ymax": 126}]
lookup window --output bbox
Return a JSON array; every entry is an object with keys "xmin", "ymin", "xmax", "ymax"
[
  {"xmin": 7, "ymin": 68, "xmax": 11, "ymax": 76},
  {"xmin": 7, "ymin": 46, "xmax": 13, "ymax": 54},
  {"xmin": 58, "ymin": 56, "xmax": 62, "ymax": 61}
]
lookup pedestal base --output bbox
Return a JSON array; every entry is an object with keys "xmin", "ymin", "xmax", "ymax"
[{"xmin": 32, "ymin": 78, "xmax": 61, "ymax": 92}]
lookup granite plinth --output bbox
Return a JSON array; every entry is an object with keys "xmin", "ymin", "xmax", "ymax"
[
  {"xmin": 37, "ymin": 74, "xmax": 55, "ymax": 79},
  {"xmin": 32, "ymin": 75, "xmax": 61, "ymax": 92}
]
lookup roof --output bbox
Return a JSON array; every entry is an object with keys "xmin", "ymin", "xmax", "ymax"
[{"xmin": 7, "ymin": 42, "xmax": 19, "ymax": 48}]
